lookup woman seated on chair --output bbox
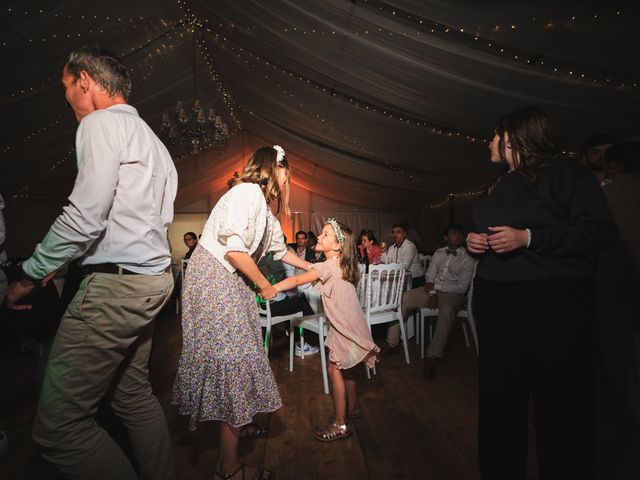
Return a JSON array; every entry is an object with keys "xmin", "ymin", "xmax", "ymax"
[{"xmin": 358, "ymin": 229, "xmax": 382, "ymax": 265}]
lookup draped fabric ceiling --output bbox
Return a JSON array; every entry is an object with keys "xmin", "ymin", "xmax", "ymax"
[{"xmin": 2, "ymin": 0, "xmax": 640, "ymax": 212}]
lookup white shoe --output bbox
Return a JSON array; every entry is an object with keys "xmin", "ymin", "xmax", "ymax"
[{"xmin": 295, "ymin": 342, "xmax": 320, "ymax": 357}]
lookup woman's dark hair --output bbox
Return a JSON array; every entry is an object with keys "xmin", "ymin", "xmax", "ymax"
[
  {"xmin": 65, "ymin": 46, "xmax": 132, "ymax": 100},
  {"xmin": 494, "ymin": 105, "xmax": 560, "ymax": 187},
  {"xmin": 184, "ymin": 232, "xmax": 197, "ymax": 240},
  {"xmin": 360, "ymin": 229, "xmax": 379, "ymax": 245}
]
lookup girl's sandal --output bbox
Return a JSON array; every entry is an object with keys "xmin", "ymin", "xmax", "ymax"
[
  {"xmin": 239, "ymin": 422, "xmax": 268, "ymax": 439},
  {"xmin": 315, "ymin": 422, "xmax": 352, "ymax": 442},
  {"xmin": 213, "ymin": 463, "xmax": 272, "ymax": 479}
]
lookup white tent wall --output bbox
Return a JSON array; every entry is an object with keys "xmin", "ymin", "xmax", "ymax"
[
  {"xmin": 168, "ymin": 181, "xmax": 407, "ymax": 262},
  {"xmin": 407, "ymin": 193, "xmax": 477, "ymax": 254}
]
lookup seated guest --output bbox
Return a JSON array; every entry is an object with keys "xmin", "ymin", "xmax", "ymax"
[
  {"xmin": 381, "ymin": 223, "xmax": 424, "ymax": 288},
  {"xmin": 288, "ymin": 230, "xmax": 316, "ymax": 263},
  {"xmin": 407, "ymin": 223, "xmax": 475, "ymax": 376},
  {"xmin": 580, "ymin": 133, "xmax": 616, "ymax": 185},
  {"xmin": 307, "ymin": 231, "xmax": 322, "ymax": 262},
  {"xmin": 183, "ymin": 231, "xmax": 198, "ymax": 259},
  {"xmin": 358, "ymin": 229, "xmax": 381, "ymax": 265},
  {"xmin": 597, "ymin": 141, "xmax": 640, "ymax": 423},
  {"xmin": 259, "ymin": 251, "xmax": 319, "ymax": 356}
]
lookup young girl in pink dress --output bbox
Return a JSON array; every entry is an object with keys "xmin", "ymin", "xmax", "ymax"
[{"xmin": 274, "ymin": 219, "xmax": 379, "ymax": 441}]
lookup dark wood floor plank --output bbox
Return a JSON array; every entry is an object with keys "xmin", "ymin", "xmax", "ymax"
[{"xmin": 2, "ymin": 306, "xmax": 640, "ymax": 479}]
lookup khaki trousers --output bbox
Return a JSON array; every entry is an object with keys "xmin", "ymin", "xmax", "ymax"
[
  {"xmin": 387, "ymin": 288, "xmax": 464, "ymax": 358},
  {"xmin": 32, "ymin": 271, "xmax": 175, "ymax": 480}
]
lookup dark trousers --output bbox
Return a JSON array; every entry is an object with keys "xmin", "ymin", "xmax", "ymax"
[
  {"xmin": 269, "ymin": 295, "xmax": 314, "ymax": 317},
  {"xmin": 269, "ymin": 295, "xmax": 316, "ymax": 343},
  {"xmin": 474, "ymin": 277, "xmax": 596, "ymax": 480}
]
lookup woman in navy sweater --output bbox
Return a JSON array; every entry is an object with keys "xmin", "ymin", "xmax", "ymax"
[{"xmin": 467, "ymin": 106, "xmax": 616, "ymax": 479}]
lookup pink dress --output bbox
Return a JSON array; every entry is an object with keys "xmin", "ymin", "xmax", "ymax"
[{"xmin": 312, "ymin": 257, "xmax": 380, "ymax": 369}]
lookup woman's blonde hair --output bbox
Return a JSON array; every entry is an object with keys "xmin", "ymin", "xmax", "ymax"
[
  {"xmin": 328, "ymin": 220, "xmax": 360, "ymax": 286},
  {"xmin": 228, "ymin": 146, "xmax": 291, "ymax": 214}
]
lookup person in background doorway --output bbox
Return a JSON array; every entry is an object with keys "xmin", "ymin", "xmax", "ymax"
[{"xmin": 183, "ymin": 231, "xmax": 198, "ymax": 260}]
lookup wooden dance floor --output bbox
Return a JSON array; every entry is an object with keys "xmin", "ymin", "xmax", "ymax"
[{"xmin": 1, "ymin": 304, "xmax": 639, "ymax": 479}]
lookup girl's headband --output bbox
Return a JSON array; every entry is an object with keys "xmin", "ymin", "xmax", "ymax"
[{"xmin": 326, "ymin": 218, "xmax": 345, "ymax": 246}]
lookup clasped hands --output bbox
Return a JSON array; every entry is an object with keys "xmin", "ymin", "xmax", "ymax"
[{"xmin": 466, "ymin": 226, "xmax": 528, "ymax": 255}]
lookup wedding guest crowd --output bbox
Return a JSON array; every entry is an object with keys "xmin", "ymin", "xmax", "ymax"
[{"xmin": 400, "ymin": 222, "xmax": 475, "ymax": 379}]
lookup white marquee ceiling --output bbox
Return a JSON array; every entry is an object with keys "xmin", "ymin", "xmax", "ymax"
[{"xmin": 2, "ymin": 0, "xmax": 639, "ymax": 209}]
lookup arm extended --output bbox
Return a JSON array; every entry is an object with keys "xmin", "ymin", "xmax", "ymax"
[
  {"xmin": 226, "ymin": 251, "xmax": 275, "ymax": 298},
  {"xmin": 280, "ymin": 250, "xmax": 313, "ymax": 270},
  {"xmin": 273, "ymin": 268, "xmax": 319, "ymax": 293}
]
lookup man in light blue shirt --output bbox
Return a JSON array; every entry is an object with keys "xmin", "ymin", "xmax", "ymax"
[{"xmin": 5, "ymin": 46, "xmax": 177, "ymax": 480}]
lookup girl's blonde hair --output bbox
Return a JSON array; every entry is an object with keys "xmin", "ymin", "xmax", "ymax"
[
  {"xmin": 328, "ymin": 220, "xmax": 360, "ymax": 286},
  {"xmin": 228, "ymin": 146, "xmax": 291, "ymax": 214}
]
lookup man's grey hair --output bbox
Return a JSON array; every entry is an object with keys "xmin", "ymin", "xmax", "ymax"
[{"xmin": 65, "ymin": 46, "xmax": 132, "ymax": 100}]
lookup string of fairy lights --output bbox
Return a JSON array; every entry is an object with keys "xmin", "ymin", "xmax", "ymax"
[
  {"xmin": 200, "ymin": 27, "xmax": 484, "ymax": 146},
  {"xmin": 427, "ymin": 190, "xmax": 484, "ymax": 209},
  {"xmin": 10, "ymin": 2, "xmax": 605, "ymax": 203},
  {"xmin": 358, "ymin": 0, "xmax": 637, "ymax": 89},
  {"xmin": 214, "ymin": 37, "xmax": 463, "ymax": 192},
  {"xmin": 194, "ymin": 27, "xmax": 242, "ymax": 132},
  {"xmin": 3, "ymin": 35, "xmax": 182, "ymax": 159},
  {"xmin": 2, "ymin": 8, "xmax": 180, "ymax": 103},
  {"xmin": 11, "ymin": 21, "xmax": 197, "ymax": 197},
  {"xmin": 184, "ymin": 1, "xmax": 636, "ymax": 91}
]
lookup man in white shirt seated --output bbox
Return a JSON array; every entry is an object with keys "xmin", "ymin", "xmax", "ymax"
[
  {"xmin": 401, "ymin": 223, "xmax": 475, "ymax": 378},
  {"xmin": 380, "ymin": 223, "xmax": 424, "ymax": 288}
]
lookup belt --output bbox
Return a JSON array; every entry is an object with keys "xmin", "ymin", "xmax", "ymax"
[{"xmin": 82, "ymin": 263, "xmax": 142, "ymax": 275}]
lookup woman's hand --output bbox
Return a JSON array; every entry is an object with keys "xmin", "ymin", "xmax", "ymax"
[
  {"xmin": 487, "ymin": 226, "xmax": 529, "ymax": 254},
  {"xmin": 258, "ymin": 284, "xmax": 277, "ymax": 300},
  {"xmin": 466, "ymin": 232, "xmax": 489, "ymax": 254},
  {"xmin": 427, "ymin": 293, "xmax": 438, "ymax": 309}
]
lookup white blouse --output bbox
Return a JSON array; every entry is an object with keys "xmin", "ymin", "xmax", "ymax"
[{"xmin": 199, "ymin": 182, "xmax": 287, "ymax": 272}]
